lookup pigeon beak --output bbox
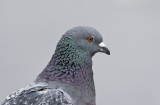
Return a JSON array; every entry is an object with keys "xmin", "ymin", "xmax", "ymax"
[{"xmin": 99, "ymin": 42, "xmax": 110, "ymax": 55}]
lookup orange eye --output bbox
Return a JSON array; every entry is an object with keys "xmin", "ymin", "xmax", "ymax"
[{"xmin": 87, "ymin": 36, "xmax": 94, "ymax": 42}]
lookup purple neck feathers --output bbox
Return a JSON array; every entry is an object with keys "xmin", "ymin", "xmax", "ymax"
[{"xmin": 37, "ymin": 36, "xmax": 94, "ymax": 86}]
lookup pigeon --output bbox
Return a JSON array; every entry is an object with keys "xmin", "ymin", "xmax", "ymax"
[{"xmin": 2, "ymin": 26, "xmax": 110, "ymax": 105}]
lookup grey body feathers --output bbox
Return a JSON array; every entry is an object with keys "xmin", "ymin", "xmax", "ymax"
[
  {"xmin": 2, "ymin": 26, "xmax": 109, "ymax": 105},
  {"xmin": 2, "ymin": 83, "xmax": 73, "ymax": 105}
]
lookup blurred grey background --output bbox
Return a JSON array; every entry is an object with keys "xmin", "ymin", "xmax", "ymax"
[{"xmin": 0, "ymin": 0, "xmax": 160, "ymax": 105}]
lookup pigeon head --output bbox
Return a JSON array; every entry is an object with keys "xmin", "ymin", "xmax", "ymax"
[
  {"xmin": 39, "ymin": 26, "xmax": 110, "ymax": 84},
  {"xmin": 61, "ymin": 26, "xmax": 110, "ymax": 57}
]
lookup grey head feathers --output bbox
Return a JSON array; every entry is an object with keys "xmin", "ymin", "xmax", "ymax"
[{"xmin": 64, "ymin": 26, "xmax": 104, "ymax": 56}]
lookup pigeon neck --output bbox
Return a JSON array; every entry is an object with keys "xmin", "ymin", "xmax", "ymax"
[{"xmin": 38, "ymin": 36, "xmax": 93, "ymax": 86}]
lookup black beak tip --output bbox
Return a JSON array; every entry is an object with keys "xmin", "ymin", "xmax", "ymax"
[
  {"xmin": 106, "ymin": 50, "xmax": 110, "ymax": 55},
  {"xmin": 101, "ymin": 47, "xmax": 110, "ymax": 55}
]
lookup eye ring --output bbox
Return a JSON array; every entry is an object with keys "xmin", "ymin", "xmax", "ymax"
[{"xmin": 87, "ymin": 36, "xmax": 94, "ymax": 42}]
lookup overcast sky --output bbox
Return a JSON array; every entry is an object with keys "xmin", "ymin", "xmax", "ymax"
[{"xmin": 0, "ymin": 0, "xmax": 160, "ymax": 105}]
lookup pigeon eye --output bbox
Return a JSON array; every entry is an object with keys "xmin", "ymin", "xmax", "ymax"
[{"xmin": 87, "ymin": 36, "xmax": 94, "ymax": 42}]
